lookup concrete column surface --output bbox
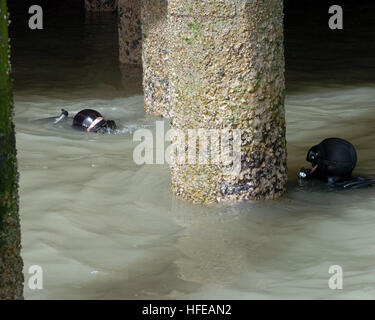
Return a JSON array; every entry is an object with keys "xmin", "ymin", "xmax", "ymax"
[
  {"xmin": 0, "ymin": 0, "xmax": 24, "ymax": 299},
  {"xmin": 118, "ymin": 0, "xmax": 142, "ymax": 64},
  {"xmin": 141, "ymin": 0, "xmax": 169, "ymax": 117},
  {"xmin": 168, "ymin": 0, "xmax": 287, "ymax": 203},
  {"xmin": 85, "ymin": 0, "xmax": 118, "ymax": 12}
]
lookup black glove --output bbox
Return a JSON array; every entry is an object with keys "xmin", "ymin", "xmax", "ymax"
[
  {"xmin": 298, "ymin": 168, "xmax": 312, "ymax": 179},
  {"xmin": 106, "ymin": 120, "xmax": 117, "ymax": 131}
]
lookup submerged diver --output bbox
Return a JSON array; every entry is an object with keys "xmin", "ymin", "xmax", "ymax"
[
  {"xmin": 298, "ymin": 138, "xmax": 375, "ymax": 189},
  {"xmin": 47, "ymin": 109, "xmax": 117, "ymax": 134}
]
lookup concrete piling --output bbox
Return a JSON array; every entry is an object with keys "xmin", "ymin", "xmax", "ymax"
[{"xmin": 168, "ymin": 0, "xmax": 287, "ymax": 203}]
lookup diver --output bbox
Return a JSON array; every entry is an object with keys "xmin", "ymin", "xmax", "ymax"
[
  {"xmin": 43, "ymin": 108, "xmax": 117, "ymax": 134},
  {"xmin": 298, "ymin": 137, "xmax": 375, "ymax": 189}
]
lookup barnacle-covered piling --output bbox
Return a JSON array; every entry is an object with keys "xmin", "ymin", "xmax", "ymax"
[
  {"xmin": 141, "ymin": 0, "xmax": 169, "ymax": 117},
  {"xmin": 85, "ymin": 0, "xmax": 118, "ymax": 12},
  {"xmin": 168, "ymin": 0, "xmax": 287, "ymax": 203},
  {"xmin": 118, "ymin": 0, "xmax": 142, "ymax": 64},
  {"xmin": 0, "ymin": 0, "xmax": 24, "ymax": 299}
]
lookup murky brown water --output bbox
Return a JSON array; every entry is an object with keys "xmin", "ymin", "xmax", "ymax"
[{"xmin": 10, "ymin": 3, "xmax": 375, "ymax": 299}]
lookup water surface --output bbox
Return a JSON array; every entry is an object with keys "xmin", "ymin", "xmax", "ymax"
[{"xmin": 10, "ymin": 4, "xmax": 375, "ymax": 299}]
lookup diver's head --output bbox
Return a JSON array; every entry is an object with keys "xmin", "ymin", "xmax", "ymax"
[
  {"xmin": 73, "ymin": 109, "xmax": 116, "ymax": 133},
  {"xmin": 306, "ymin": 145, "xmax": 320, "ymax": 166},
  {"xmin": 306, "ymin": 138, "xmax": 357, "ymax": 181}
]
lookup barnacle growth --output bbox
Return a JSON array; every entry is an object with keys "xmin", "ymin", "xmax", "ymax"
[
  {"xmin": 85, "ymin": 0, "xmax": 119, "ymax": 12},
  {"xmin": 168, "ymin": 0, "xmax": 287, "ymax": 203},
  {"xmin": 118, "ymin": 0, "xmax": 142, "ymax": 64},
  {"xmin": 141, "ymin": 0, "xmax": 170, "ymax": 118},
  {"xmin": 0, "ymin": 0, "xmax": 24, "ymax": 299}
]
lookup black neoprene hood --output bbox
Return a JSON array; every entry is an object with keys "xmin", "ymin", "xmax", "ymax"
[
  {"xmin": 73, "ymin": 109, "xmax": 106, "ymax": 132},
  {"xmin": 307, "ymin": 138, "xmax": 357, "ymax": 179}
]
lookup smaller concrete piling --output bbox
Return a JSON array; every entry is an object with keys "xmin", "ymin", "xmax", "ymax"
[
  {"xmin": 118, "ymin": 0, "xmax": 142, "ymax": 65},
  {"xmin": 141, "ymin": 0, "xmax": 169, "ymax": 118},
  {"xmin": 0, "ymin": 0, "xmax": 24, "ymax": 299}
]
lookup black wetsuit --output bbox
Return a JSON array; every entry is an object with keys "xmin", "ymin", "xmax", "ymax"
[
  {"xmin": 35, "ymin": 109, "xmax": 117, "ymax": 134},
  {"xmin": 298, "ymin": 138, "xmax": 375, "ymax": 190}
]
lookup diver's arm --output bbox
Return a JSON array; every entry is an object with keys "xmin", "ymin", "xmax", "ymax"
[
  {"xmin": 54, "ymin": 109, "xmax": 69, "ymax": 124},
  {"xmin": 335, "ymin": 177, "xmax": 375, "ymax": 189}
]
